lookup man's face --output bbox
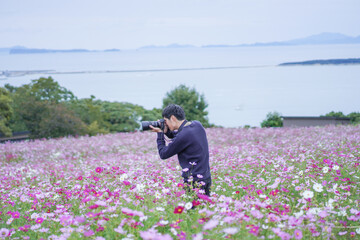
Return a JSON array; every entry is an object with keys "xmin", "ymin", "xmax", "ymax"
[{"xmin": 164, "ymin": 116, "xmax": 176, "ymax": 131}]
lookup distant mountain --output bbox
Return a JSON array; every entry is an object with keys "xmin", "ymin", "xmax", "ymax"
[
  {"xmin": 7, "ymin": 46, "xmax": 121, "ymax": 54},
  {"xmin": 139, "ymin": 43, "xmax": 196, "ymax": 49},
  {"xmin": 203, "ymin": 32, "xmax": 360, "ymax": 48},
  {"xmin": 2, "ymin": 32, "xmax": 360, "ymax": 53},
  {"xmin": 10, "ymin": 48, "xmax": 92, "ymax": 54}
]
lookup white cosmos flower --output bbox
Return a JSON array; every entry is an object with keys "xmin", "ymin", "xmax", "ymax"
[
  {"xmin": 170, "ymin": 228, "xmax": 177, "ymax": 235},
  {"xmin": 313, "ymin": 183, "xmax": 324, "ymax": 192},
  {"xmin": 119, "ymin": 174, "xmax": 128, "ymax": 181},
  {"xmin": 322, "ymin": 167, "xmax": 329, "ymax": 173},
  {"xmin": 299, "ymin": 170, "xmax": 303, "ymax": 176},
  {"xmin": 356, "ymin": 228, "xmax": 360, "ymax": 234},
  {"xmin": 303, "ymin": 190, "xmax": 314, "ymax": 198},
  {"xmin": 294, "ymin": 210, "xmax": 304, "ymax": 218},
  {"xmin": 223, "ymin": 227, "xmax": 238, "ymax": 235},
  {"xmin": 333, "ymin": 165, "xmax": 340, "ymax": 170},
  {"xmin": 156, "ymin": 207, "xmax": 165, "ymax": 212},
  {"xmin": 159, "ymin": 220, "xmax": 169, "ymax": 225},
  {"xmin": 154, "ymin": 191, "xmax": 161, "ymax": 198},
  {"xmin": 136, "ymin": 184, "xmax": 145, "ymax": 193},
  {"xmin": 185, "ymin": 202, "xmax": 193, "ymax": 210}
]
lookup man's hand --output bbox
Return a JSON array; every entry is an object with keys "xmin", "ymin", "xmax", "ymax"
[
  {"xmin": 150, "ymin": 120, "xmax": 169, "ymax": 133},
  {"xmin": 149, "ymin": 125, "xmax": 162, "ymax": 133}
]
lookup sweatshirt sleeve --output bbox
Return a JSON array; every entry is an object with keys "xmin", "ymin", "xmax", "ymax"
[
  {"xmin": 156, "ymin": 132, "xmax": 189, "ymax": 159},
  {"xmin": 165, "ymin": 130, "xmax": 176, "ymax": 139}
]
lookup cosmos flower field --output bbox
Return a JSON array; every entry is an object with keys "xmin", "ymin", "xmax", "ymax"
[{"xmin": 1, "ymin": 125, "xmax": 360, "ymax": 240}]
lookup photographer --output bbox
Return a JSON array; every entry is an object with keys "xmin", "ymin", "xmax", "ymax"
[{"xmin": 150, "ymin": 104, "xmax": 211, "ymax": 196}]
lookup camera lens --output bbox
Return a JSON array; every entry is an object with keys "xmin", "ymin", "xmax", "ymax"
[{"xmin": 140, "ymin": 121, "xmax": 159, "ymax": 131}]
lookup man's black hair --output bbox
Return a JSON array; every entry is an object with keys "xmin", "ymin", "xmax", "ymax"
[{"xmin": 162, "ymin": 104, "xmax": 186, "ymax": 120}]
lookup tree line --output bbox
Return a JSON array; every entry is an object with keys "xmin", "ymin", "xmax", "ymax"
[
  {"xmin": 0, "ymin": 77, "xmax": 210, "ymax": 139},
  {"xmin": 261, "ymin": 111, "xmax": 360, "ymax": 128}
]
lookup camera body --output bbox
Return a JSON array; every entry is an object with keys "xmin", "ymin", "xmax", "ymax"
[{"xmin": 140, "ymin": 119, "xmax": 165, "ymax": 131}]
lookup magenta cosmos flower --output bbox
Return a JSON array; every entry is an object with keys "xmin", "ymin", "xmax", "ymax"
[
  {"xmin": 35, "ymin": 218, "xmax": 44, "ymax": 224},
  {"xmin": 12, "ymin": 211, "xmax": 20, "ymax": 219},
  {"xmin": 174, "ymin": 206, "xmax": 184, "ymax": 214}
]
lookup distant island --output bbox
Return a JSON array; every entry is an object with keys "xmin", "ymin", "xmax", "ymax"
[
  {"xmin": 1, "ymin": 32, "xmax": 360, "ymax": 54},
  {"xmin": 279, "ymin": 58, "xmax": 360, "ymax": 66},
  {"xmin": 8, "ymin": 47, "xmax": 121, "ymax": 54}
]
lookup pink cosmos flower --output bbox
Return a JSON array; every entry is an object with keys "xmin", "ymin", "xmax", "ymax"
[
  {"xmin": 123, "ymin": 180, "xmax": 131, "ymax": 185},
  {"xmin": 84, "ymin": 229, "xmax": 94, "ymax": 237},
  {"xmin": 75, "ymin": 216, "xmax": 86, "ymax": 223},
  {"xmin": 174, "ymin": 206, "xmax": 184, "ymax": 214},
  {"xmin": 251, "ymin": 210, "xmax": 264, "ymax": 219},
  {"xmin": 0, "ymin": 228, "xmax": 9, "ymax": 238},
  {"xmin": 95, "ymin": 167, "xmax": 103, "ymax": 173},
  {"xmin": 140, "ymin": 229, "xmax": 172, "ymax": 240},
  {"xmin": 93, "ymin": 176, "xmax": 99, "ymax": 181},
  {"xmin": 177, "ymin": 231, "xmax": 187, "ymax": 240},
  {"xmin": 197, "ymin": 194, "xmax": 214, "ymax": 204},
  {"xmin": 203, "ymin": 219, "xmax": 219, "ymax": 230},
  {"xmin": 12, "ymin": 211, "xmax": 20, "ymax": 219},
  {"xmin": 249, "ymin": 226, "xmax": 259, "ymax": 236},
  {"xmin": 35, "ymin": 218, "xmax": 44, "ymax": 224},
  {"xmin": 279, "ymin": 232, "xmax": 292, "ymax": 240},
  {"xmin": 294, "ymin": 229, "xmax": 303, "ymax": 239},
  {"xmin": 88, "ymin": 204, "xmax": 99, "ymax": 209},
  {"xmin": 96, "ymin": 226, "xmax": 104, "ymax": 232}
]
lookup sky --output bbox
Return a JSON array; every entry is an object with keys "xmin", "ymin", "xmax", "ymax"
[{"xmin": 1, "ymin": 0, "xmax": 360, "ymax": 50}]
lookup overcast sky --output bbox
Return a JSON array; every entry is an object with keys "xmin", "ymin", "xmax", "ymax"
[{"xmin": 1, "ymin": 0, "xmax": 360, "ymax": 50}]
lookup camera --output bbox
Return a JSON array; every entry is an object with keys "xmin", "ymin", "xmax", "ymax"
[{"xmin": 140, "ymin": 119, "xmax": 165, "ymax": 131}]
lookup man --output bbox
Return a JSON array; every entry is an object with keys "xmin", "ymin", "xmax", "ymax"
[{"xmin": 150, "ymin": 104, "xmax": 211, "ymax": 196}]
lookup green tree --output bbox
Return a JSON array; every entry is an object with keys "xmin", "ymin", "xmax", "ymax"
[
  {"xmin": 261, "ymin": 111, "xmax": 283, "ymax": 128},
  {"xmin": 28, "ymin": 76, "xmax": 76, "ymax": 103},
  {"xmin": 36, "ymin": 103, "xmax": 87, "ymax": 138},
  {"xmin": 162, "ymin": 85, "xmax": 210, "ymax": 127},
  {"xmin": 0, "ymin": 87, "xmax": 13, "ymax": 137},
  {"xmin": 347, "ymin": 112, "xmax": 360, "ymax": 125},
  {"xmin": 5, "ymin": 77, "xmax": 85, "ymax": 138},
  {"xmin": 67, "ymin": 96, "xmax": 110, "ymax": 136},
  {"xmin": 97, "ymin": 101, "xmax": 161, "ymax": 132},
  {"xmin": 322, "ymin": 111, "xmax": 346, "ymax": 118}
]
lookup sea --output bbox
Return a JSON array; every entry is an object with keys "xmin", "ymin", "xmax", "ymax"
[{"xmin": 1, "ymin": 44, "xmax": 360, "ymax": 127}]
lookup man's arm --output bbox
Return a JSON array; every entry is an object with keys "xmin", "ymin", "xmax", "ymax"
[
  {"xmin": 156, "ymin": 132, "xmax": 189, "ymax": 159},
  {"xmin": 165, "ymin": 131, "xmax": 176, "ymax": 139}
]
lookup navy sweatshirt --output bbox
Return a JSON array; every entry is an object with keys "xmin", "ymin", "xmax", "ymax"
[{"xmin": 156, "ymin": 120, "xmax": 211, "ymax": 181}]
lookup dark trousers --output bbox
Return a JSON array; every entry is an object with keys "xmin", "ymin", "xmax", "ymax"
[{"xmin": 184, "ymin": 177, "xmax": 211, "ymax": 196}]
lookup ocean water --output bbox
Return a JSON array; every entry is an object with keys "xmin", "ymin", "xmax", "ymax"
[{"xmin": 1, "ymin": 44, "xmax": 360, "ymax": 127}]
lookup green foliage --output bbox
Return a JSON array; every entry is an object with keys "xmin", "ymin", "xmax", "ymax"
[
  {"xmin": 261, "ymin": 111, "xmax": 283, "ymax": 128},
  {"xmin": 0, "ymin": 87, "xmax": 13, "ymax": 137},
  {"xmin": 27, "ymin": 76, "xmax": 76, "ymax": 103},
  {"xmin": 87, "ymin": 121, "xmax": 109, "ymax": 136},
  {"xmin": 67, "ymin": 96, "xmax": 110, "ymax": 135},
  {"xmin": 322, "ymin": 111, "xmax": 360, "ymax": 125},
  {"xmin": 347, "ymin": 112, "xmax": 360, "ymax": 125},
  {"xmin": 36, "ymin": 103, "xmax": 87, "ymax": 138},
  {"xmin": 322, "ymin": 111, "xmax": 346, "ymax": 118},
  {"xmin": 97, "ymin": 101, "xmax": 161, "ymax": 132},
  {"xmin": 162, "ymin": 84, "xmax": 210, "ymax": 127},
  {"xmin": 5, "ymin": 77, "xmax": 84, "ymax": 138},
  {"xmin": 3, "ymin": 78, "xmax": 211, "ymax": 138}
]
